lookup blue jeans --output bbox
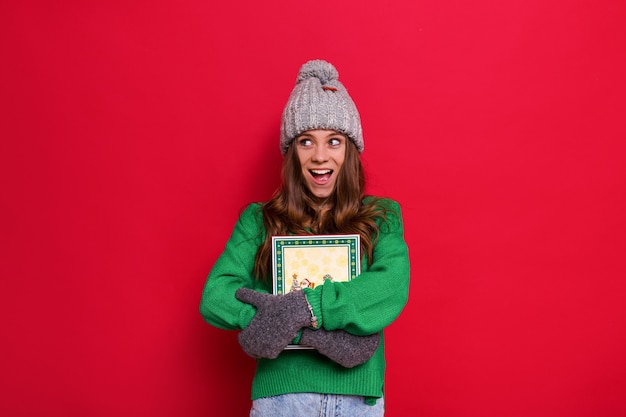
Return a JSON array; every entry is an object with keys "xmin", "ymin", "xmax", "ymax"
[{"xmin": 250, "ymin": 393, "xmax": 384, "ymax": 417}]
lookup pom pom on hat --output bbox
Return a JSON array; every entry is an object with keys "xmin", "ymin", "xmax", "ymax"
[
  {"xmin": 280, "ymin": 59, "xmax": 363, "ymax": 155},
  {"xmin": 296, "ymin": 60, "xmax": 339, "ymax": 84}
]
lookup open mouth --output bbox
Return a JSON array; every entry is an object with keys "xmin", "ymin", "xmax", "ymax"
[{"xmin": 309, "ymin": 169, "xmax": 333, "ymax": 184}]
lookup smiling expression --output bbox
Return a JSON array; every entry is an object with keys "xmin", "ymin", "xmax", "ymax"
[{"xmin": 295, "ymin": 129, "xmax": 347, "ymax": 198}]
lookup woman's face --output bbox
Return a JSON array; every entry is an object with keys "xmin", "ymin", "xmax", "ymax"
[{"xmin": 295, "ymin": 129, "xmax": 347, "ymax": 198}]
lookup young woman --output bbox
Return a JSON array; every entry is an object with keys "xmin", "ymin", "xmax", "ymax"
[{"xmin": 200, "ymin": 59, "xmax": 410, "ymax": 417}]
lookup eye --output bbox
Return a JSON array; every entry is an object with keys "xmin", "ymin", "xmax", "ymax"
[
  {"xmin": 329, "ymin": 137, "xmax": 343, "ymax": 146},
  {"xmin": 297, "ymin": 137, "xmax": 313, "ymax": 147}
]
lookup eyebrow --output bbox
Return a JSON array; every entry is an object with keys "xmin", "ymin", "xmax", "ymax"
[{"xmin": 296, "ymin": 131, "xmax": 344, "ymax": 139}]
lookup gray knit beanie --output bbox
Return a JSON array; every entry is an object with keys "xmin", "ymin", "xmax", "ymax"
[{"xmin": 280, "ymin": 60, "xmax": 363, "ymax": 155}]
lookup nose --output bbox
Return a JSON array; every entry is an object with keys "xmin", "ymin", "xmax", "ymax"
[{"xmin": 312, "ymin": 144, "xmax": 329, "ymax": 162}]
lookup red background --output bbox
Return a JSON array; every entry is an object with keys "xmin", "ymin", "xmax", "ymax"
[{"xmin": 2, "ymin": 1, "xmax": 625, "ymax": 416}]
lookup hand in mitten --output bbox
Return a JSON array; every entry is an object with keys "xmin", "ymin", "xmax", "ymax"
[
  {"xmin": 300, "ymin": 328, "xmax": 380, "ymax": 368},
  {"xmin": 236, "ymin": 288, "xmax": 312, "ymax": 359}
]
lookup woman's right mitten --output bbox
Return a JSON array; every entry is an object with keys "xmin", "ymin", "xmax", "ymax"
[{"xmin": 236, "ymin": 288, "xmax": 312, "ymax": 359}]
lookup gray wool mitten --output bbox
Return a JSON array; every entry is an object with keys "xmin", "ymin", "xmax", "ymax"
[
  {"xmin": 300, "ymin": 328, "xmax": 380, "ymax": 368},
  {"xmin": 236, "ymin": 288, "xmax": 312, "ymax": 359}
]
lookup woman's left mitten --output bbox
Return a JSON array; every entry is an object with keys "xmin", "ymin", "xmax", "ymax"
[{"xmin": 300, "ymin": 328, "xmax": 380, "ymax": 368}]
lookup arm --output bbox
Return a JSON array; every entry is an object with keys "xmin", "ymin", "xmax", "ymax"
[
  {"xmin": 304, "ymin": 199, "xmax": 410, "ymax": 335},
  {"xmin": 200, "ymin": 204, "xmax": 318, "ymax": 358},
  {"xmin": 199, "ymin": 204, "xmax": 268, "ymax": 331}
]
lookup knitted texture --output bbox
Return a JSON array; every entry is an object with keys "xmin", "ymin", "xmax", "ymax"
[
  {"xmin": 280, "ymin": 59, "xmax": 363, "ymax": 155},
  {"xmin": 199, "ymin": 199, "xmax": 410, "ymax": 400},
  {"xmin": 236, "ymin": 288, "xmax": 312, "ymax": 359},
  {"xmin": 300, "ymin": 328, "xmax": 380, "ymax": 368}
]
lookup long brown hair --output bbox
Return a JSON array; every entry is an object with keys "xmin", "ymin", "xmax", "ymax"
[{"xmin": 253, "ymin": 139, "xmax": 389, "ymax": 281}]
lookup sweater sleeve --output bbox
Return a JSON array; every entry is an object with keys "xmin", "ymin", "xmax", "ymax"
[
  {"xmin": 304, "ymin": 199, "xmax": 410, "ymax": 335},
  {"xmin": 199, "ymin": 204, "xmax": 268, "ymax": 331}
]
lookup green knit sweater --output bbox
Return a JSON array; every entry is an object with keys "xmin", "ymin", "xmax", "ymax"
[{"xmin": 199, "ymin": 198, "xmax": 410, "ymax": 401}]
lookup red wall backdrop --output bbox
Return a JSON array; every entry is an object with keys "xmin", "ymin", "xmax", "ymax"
[{"xmin": 2, "ymin": 1, "xmax": 625, "ymax": 416}]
